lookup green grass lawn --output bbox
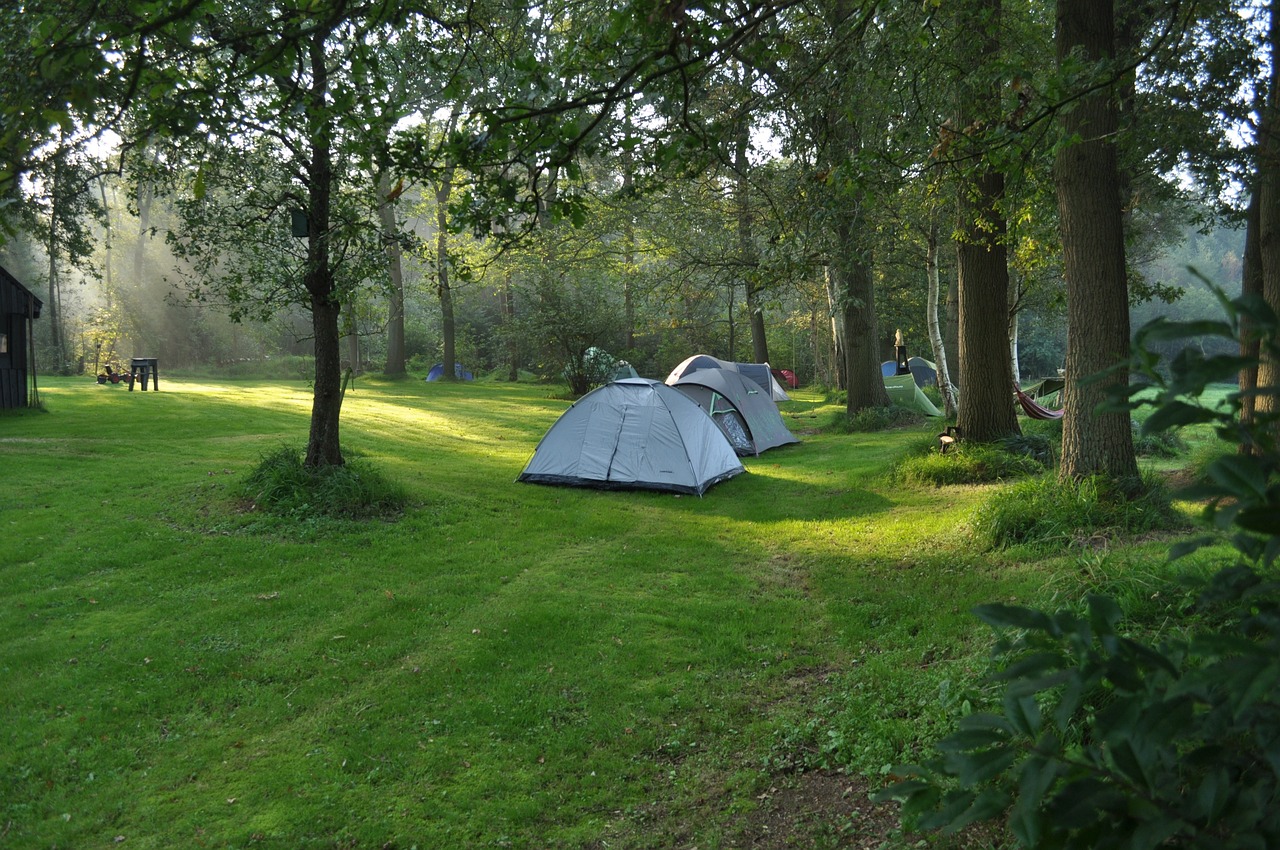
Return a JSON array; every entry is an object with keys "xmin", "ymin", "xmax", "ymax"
[{"xmin": 1, "ymin": 375, "xmax": 1230, "ymax": 849}]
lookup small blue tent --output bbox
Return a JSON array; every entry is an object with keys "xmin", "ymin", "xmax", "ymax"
[{"xmin": 426, "ymin": 363, "xmax": 474, "ymax": 381}]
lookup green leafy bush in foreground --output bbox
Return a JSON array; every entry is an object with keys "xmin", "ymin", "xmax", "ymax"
[
  {"xmin": 239, "ymin": 445, "xmax": 408, "ymax": 520},
  {"xmin": 877, "ymin": 283, "xmax": 1280, "ymax": 848}
]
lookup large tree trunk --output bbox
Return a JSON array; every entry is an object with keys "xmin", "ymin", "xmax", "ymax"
[
  {"xmin": 956, "ymin": 169, "xmax": 1019, "ymax": 441},
  {"xmin": 1257, "ymin": 2, "xmax": 1280, "ymax": 443},
  {"xmin": 379, "ymin": 172, "xmax": 406, "ymax": 377},
  {"xmin": 954, "ymin": 0, "xmax": 1019, "ymax": 443},
  {"xmin": 834, "ymin": 214, "xmax": 890, "ymax": 412},
  {"xmin": 1055, "ymin": 0, "xmax": 1137, "ymax": 481},
  {"xmin": 303, "ymin": 30, "xmax": 344, "ymax": 469}
]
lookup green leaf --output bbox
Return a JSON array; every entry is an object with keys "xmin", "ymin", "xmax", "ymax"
[
  {"xmin": 1142, "ymin": 401, "xmax": 1219, "ymax": 433},
  {"xmin": 1206, "ymin": 455, "xmax": 1270, "ymax": 500},
  {"xmin": 1004, "ymin": 692, "xmax": 1041, "ymax": 737}
]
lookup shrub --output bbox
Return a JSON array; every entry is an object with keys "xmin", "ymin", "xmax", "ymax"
[{"xmin": 239, "ymin": 446, "xmax": 408, "ymax": 520}]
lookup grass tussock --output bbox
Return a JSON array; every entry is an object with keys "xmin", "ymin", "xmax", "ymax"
[
  {"xmin": 895, "ymin": 440, "xmax": 1047, "ymax": 486},
  {"xmin": 827, "ymin": 404, "xmax": 926, "ymax": 433},
  {"xmin": 239, "ymin": 445, "xmax": 408, "ymax": 520},
  {"xmin": 975, "ymin": 472, "xmax": 1182, "ymax": 550}
]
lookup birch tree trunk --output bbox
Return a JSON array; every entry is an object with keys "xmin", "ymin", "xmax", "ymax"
[{"xmin": 925, "ymin": 216, "xmax": 957, "ymax": 417}]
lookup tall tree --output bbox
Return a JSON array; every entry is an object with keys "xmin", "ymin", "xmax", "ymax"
[
  {"xmin": 1054, "ymin": 0, "xmax": 1139, "ymax": 480},
  {"xmin": 1256, "ymin": 0, "xmax": 1280, "ymax": 442},
  {"xmin": 949, "ymin": 0, "xmax": 1021, "ymax": 443}
]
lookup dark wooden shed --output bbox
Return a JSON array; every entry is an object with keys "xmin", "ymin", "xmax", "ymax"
[{"xmin": 0, "ymin": 264, "xmax": 42, "ymax": 409}]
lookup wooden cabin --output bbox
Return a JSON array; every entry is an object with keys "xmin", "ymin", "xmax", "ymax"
[{"xmin": 0, "ymin": 265, "xmax": 42, "ymax": 409}]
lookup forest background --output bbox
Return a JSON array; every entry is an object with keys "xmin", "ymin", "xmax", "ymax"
[{"xmin": 2, "ymin": 0, "xmax": 1268, "ymax": 432}]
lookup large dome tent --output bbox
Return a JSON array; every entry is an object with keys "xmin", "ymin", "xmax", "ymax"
[{"xmin": 517, "ymin": 379, "xmax": 744, "ymax": 495}]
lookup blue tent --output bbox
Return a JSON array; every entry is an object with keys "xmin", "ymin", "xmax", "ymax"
[{"xmin": 426, "ymin": 363, "xmax": 474, "ymax": 381}]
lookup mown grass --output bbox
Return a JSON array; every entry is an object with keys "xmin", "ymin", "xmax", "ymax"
[{"xmin": 1, "ymin": 375, "xmax": 1232, "ymax": 849}]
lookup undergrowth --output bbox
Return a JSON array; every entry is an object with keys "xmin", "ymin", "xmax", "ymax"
[
  {"xmin": 974, "ymin": 472, "xmax": 1179, "ymax": 550},
  {"xmin": 238, "ymin": 445, "xmax": 408, "ymax": 520},
  {"xmin": 828, "ymin": 404, "xmax": 926, "ymax": 433}
]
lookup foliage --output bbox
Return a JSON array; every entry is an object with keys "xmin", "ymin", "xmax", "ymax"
[
  {"xmin": 876, "ymin": 284, "xmax": 1280, "ymax": 848},
  {"xmin": 882, "ymin": 582, "xmax": 1280, "ymax": 849},
  {"xmin": 239, "ymin": 445, "xmax": 407, "ymax": 521}
]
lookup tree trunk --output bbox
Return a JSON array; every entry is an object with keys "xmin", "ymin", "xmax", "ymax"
[
  {"xmin": 46, "ymin": 201, "xmax": 63, "ymax": 370},
  {"xmin": 824, "ymin": 267, "xmax": 846, "ymax": 390},
  {"xmin": 735, "ymin": 124, "xmax": 769, "ymax": 364},
  {"xmin": 437, "ymin": 171, "xmax": 457, "ymax": 381},
  {"xmin": 303, "ymin": 29, "xmax": 344, "ymax": 469},
  {"xmin": 834, "ymin": 213, "xmax": 890, "ymax": 412},
  {"xmin": 945, "ymin": 271, "xmax": 960, "ymax": 388},
  {"xmin": 622, "ymin": 107, "xmax": 637, "ymax": 352},
  {"xmin": 379, "ymin": 172, "xmax": 406, "ymax": 377},
  {"xmin": 436, "ymin": 106, "xmax": 464, "ymax": 381},
  {"xmin": 954, "ymin": 0, "xmax": 1019, "ymax": 443},
  {"xmin": 1055, "ymin": 0, "xmax": 1138, "ymax": 481},
  {"xmin": 1257, "ymin": 1, "xmax": 1280, "ymax": 444},
  {"xmin": 503, "ymin": 273, "xmax": 518, "ymax": 381},
  {"xmin": 1240, "ymin": 186, "xmax": 1262, "ymax": 445},
  {"xmin": 955, "ymin": 167, "xmax": 1019, "ymax": 441},
  {"xmin": 925, "ymin": 216, "xmax": 957, "ymax": 417}
]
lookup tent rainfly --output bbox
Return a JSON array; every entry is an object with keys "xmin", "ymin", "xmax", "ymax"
[
  {"xmin": 884, "ymin": 373, "xmax": 942, "ymax": 416},
  {"xmin": 517, "ymin": 378, "xmax": 745, "ymax": 495},
  {"xmin": 671, "ymin": 367, "xmax": 799, "ymax": 456},
  {"xmin": 665, "ymin": 354, "xmax": 791, "ymax": 401}
]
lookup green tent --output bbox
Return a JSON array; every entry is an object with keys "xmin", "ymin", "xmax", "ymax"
[{"xmin": 884, "ymin": 373, "xmax": 942, "ymax": 416}]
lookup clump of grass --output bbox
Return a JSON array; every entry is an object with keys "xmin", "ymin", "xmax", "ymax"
[
  {"xmin": 895, "ymin": 440, "xmax": 1046, "ymax": 486},
  {"xmin": 239, "ymin": 446, "xmax": 407, "ymax": 520},
  {"xmin": 1133, "ymin": 427, "xmax": 1188, "ymax": 458},
  {"xmin": 827, "ymin": 405, "xmax": 925, "ymax": 433},
  {"xmin": 998, "ymin": 432, "xmax": 1056, "ymax": 467},
  {"xmin": 974, "ymin": 473, "xmax": 1180, "ymax": 550}
]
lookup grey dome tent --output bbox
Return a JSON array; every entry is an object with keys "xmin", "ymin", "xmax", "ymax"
[
  {"xmin": 670, "ymin": 367, "xmax": 799, "ymax": 456},
  {"xmin": 665, "ymin": 354, "xmax": 791, "ymax": 402},
  {"xmin": 517, "ymin": 378, "xmax": 745, "ymax": 495}
]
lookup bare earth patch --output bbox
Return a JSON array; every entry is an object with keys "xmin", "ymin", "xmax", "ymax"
[{"xmin": 736, "ymin": 770, "xmax": 905, "ymax": 849}]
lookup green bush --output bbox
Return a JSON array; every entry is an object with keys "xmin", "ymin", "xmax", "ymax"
[
  {"xmin": 239, "ymin": 446, "xmax": 408, "ymax": 520},
  {"xmin": 974, "ymin": 473, "xmax": 1176, "ymax": 550}
]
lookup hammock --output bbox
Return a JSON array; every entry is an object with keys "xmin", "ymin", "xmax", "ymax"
[{"xmin": 1015, "ymin": 387, "xmax": 1064, "ymax": 421}]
